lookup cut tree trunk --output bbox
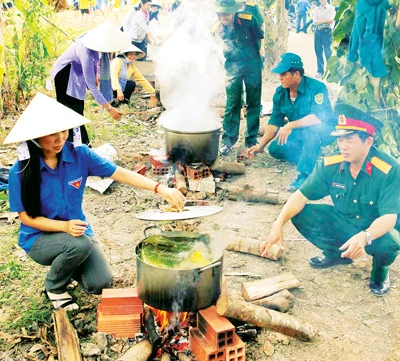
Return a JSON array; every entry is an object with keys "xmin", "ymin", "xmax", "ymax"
[
  {"xmin": 210, "ymin": 160, "xmax": 246, "ymax": 175},
  {"xmin": 250, "ymin": 290, "xmax": 295, "ymax": 313},
  {"xmin": 217, "ymin": 184, "xmax": 281, "ymax": 205},
  {"xmin": 242, "ymin": 272, "xmax": 300, "ymax": 301},
  {"xmin": 226, "ymin": 236, "xmax": 282, "ymax": 260},
  {"xmin": 216, "ymin": 295, "xmax": 317, "ymax": 341},
  {"xmin": 117, "ymin": 339, "xmax": 152, "ymax": 361},
  {"xmin": 52, "ymin": 309, "xmax": 82, "ymax": 361}
]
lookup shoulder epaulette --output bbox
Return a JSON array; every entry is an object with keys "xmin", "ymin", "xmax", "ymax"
[
  {"xmin": 238, "ymin": 12, "xmax": 253, "ymax": 21},
  {"xmin": 246, "ymin": 1, "xmax": 256, "ymax": 6},
  {"xmin": 371, "ymin": 156, "xmax": 392, "ymax": 174},
  {"xmin": 324, "ymin": 154, "xmax": 344, "ymax": 166},
  {"xmin": 211, "ymin": 20, "xmax": 221, "ymax": 33}
]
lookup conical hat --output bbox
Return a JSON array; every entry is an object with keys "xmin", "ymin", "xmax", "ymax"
[
  {"xmin": 81, "ymin": 20, "xmax": 131, "ymax": 53},
  {"xmin": 117, "ymin": 44, "xmax": 145, "ymax": 60},
  {"xmin": 3, "ymin": 93, "xmax": 91, "ymax": 145}
]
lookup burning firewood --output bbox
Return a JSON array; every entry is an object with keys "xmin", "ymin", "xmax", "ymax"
[
  {"xmin": 175, "ymin": 169, "xmax": 187, "ymax": 195},
  {"xmin": 144, "ymin": 308, "xmax": 162, "ymax": 353},
  {"xmin": 226, "ymin": 236, "xmax": 283, "ymax": 260},
  {"xmin": 116, "ymin": 339, "xmax": 152, "ymax": 361},
  {"xmin": 216, "ymin": 295, "xmax": 318, "ymax": 342}
]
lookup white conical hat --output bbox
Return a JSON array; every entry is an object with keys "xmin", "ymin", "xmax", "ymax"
[
  {"xmin": 81, "ymin": 20, "xmax": 131, "ymax": 53},
  {"xmin": 3, "ymin": 93, "xmax": 91, "ymax": 145},
  {"xmin": 117, "ymin": 44, "xmax": 145, "ymax": 59}
]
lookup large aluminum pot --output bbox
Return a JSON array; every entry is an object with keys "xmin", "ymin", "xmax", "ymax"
[
  {"xmin": 163, "ymin": 126, "xmax": 221, "ymax": 164},
  {"xmin": 135, "ymin": 226, "xmax": 223, "ymax": 312}
]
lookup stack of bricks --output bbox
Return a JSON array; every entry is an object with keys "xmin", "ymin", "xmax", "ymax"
[
  {"xmin": 97, "ymin": 288, "xmax": 143, "ymax": 338},
  {"xmin": 149, "ymin": 150, "xmax": 171, "ymax": 175},
  {"xmin": 189, "ymin": 305, "xmax": 246, "ymax": 361}
]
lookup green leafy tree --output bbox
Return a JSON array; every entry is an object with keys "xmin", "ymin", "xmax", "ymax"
[
  {"xmin": 2, "ymin": 0, "xmax": 57, "ymax": 112},
  {"xmin": 326, "ymin": 0, "xmax": 400, "ymax": 157}
]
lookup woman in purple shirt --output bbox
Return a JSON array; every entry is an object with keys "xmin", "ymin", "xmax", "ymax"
[
  {"xmin": 5, "ymin": 93, "xmax": 185, "ymax": 311},
  {"xmin": 50, "ymin": 21, "xmax": 130, "ymax": 145}
]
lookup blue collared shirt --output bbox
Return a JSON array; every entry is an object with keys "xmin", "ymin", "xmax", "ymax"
[{"xmin": 9, "ymin": 142, "xmax": 117, "ymax": 252}]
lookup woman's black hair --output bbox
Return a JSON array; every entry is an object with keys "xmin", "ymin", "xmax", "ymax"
[
  {"xmin": 141, "ymin": 0, "xmax": 152, "ymax": 4},
  {"xmin": 20, "ymin": 141, "xmax": 42, "ymax": 218}
]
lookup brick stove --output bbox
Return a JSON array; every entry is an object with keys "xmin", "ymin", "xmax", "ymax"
[{"xmin": 97, "ymin": 278, "xmax": 246, "ymax": 360}]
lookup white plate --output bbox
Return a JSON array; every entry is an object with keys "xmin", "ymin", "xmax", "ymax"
[{"xmin": 136, "ymin": 206, "xmax": 223, "ymax": 221}]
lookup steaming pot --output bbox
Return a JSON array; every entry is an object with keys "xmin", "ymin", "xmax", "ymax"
[
  {"xmin": 135, "ymin": 226, "xmax": 223, "ymax": 312},
  {"xmin": 163, "ymin": 126, "xmax": 221, "ymax": 164}
]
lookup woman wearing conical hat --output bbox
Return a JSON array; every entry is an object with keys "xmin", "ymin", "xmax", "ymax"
[
  {"xmin": 5, "ymin": 94, "xmax": 185, "ymax": 311},
  {"xmin": 50, "ymin": 21, "xmax": 130, "ymax": 145}
]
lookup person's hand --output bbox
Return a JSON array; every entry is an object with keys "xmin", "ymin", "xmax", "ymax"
[
  {"xmin": 148, "ymin": 95, "xmax": 158, "ymax": 109},
  {"xmin": 158, "ymin": 186, "xmax": 185, "ymax": 210},
  {"xmin": 95, "ymin": 74, "xmax": 100, "ymax": 87},
  {"xmin": 109, "ymin": 106, "xmax": 122, "ymax": 120},
  {"xmin": 66, "ymin": 220, "xmax": 88, "ymax": 237},
  {"xmin": 246, "ymin": 144, "xmax": 263, "ymax": 159},
  {"xmin": 260, "ymin": 223, "xmax": 285, "ymax": 257},
  {"xmin": 339, "ymin": 232, "xmax": 367, "ymax": 260},
  {"xmin": 276, "ymin": 124, "xmax": 293, "ymax": 145},
  {"xmin": 117, "ymin": 89, "xmax": 124, "ymax": 101}
]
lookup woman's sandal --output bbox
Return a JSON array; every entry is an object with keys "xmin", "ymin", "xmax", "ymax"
[{"xmin": 42, "ymin": 289, "xmax": 79, "ymax": 311}]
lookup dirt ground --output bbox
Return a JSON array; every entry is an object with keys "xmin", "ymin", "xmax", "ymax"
[{"xmin": 1, "ymin": 7, "xmax": 400, "ymax": 361}]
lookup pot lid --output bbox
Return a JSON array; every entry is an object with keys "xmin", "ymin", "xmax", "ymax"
[{"xmin": 136, "ymin": 206, "xmax": 223, "ymax": 221}]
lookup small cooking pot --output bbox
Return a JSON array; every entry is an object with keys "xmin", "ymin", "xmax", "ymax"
[
  {"xmin": 135, "ymin": 226, "xmax": 223, "ymax": 312},
  {"xmin": 163, "ymin": 126, "xmax": 221, "ymax": 164}
]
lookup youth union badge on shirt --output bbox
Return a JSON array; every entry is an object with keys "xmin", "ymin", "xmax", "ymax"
[
  {"xmin": 68, "ymin": 177, "xmax": 83, "ymax": 189},
  {"xmin": 314, "ymin": 93, "xmax": 324, "ymax": 104}
]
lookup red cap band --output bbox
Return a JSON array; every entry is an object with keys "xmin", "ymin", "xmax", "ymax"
[{"xmin": 336, "ymin": 116, "xmax": 376, "ymax": 136}]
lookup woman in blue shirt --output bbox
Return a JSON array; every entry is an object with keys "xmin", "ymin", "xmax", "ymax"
[{"xmin": 5, "ymin": 93, "xmax": 185, "ymax": 311}]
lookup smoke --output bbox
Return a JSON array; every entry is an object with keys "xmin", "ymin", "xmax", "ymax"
[{"xmin": 155, "ymin": 0, "xmax": 225, "ymax": 132}]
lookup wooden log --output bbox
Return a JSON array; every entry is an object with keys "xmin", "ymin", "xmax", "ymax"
[
  {"xmin": 218, "ymin": 184, "xmax": 280, "ymax": 205},
  {"xmin": 250, "ymin": 290, "xmax": 295, "ymax": 313},
  {"xmin": 117, "ymin": 339, "xmax": 152, "ymax": 361},
  {"xmin": 143, "ymin": 308, "xmax": 162, "ymax": 352},
  {"xmin": 226, "ymin": 236, "xmax": 282, "ymax": 260},
  {"xmin": 160, "ymin": 353, "xmax": 171, "ymax": 361},
  {"xmin": 210, "ymin": 160, "xmax": 246, "ymax": 175},
  {"xmin": 216, "ymin": 295, "xmax": 317, "ymax": 341},
  {"xmin": 242, "ymin": 272, "xmax": 300, "ymax": 301},
  {"xmin": 175, "ymin": 169, "xmax": 187, "ymax": 195},
  {"xmin": 52, "ymin": 309, "xmax": 82, "ymax": 361},
  {"xmin": 177, "ymin": 353, "xmax": 192, "ymax": 361}
]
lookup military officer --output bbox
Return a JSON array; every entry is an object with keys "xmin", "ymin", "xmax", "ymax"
[
  {"xmin": 260, "ymin": 104, "xmax": 400, "ymax": 296},
  {"xmin": 247, "ymin": 53, "xmax": 336, "ymax": 192},
  {"xmin": 215, "ymin": 0, "xmax": 264, "ymax": 155}
]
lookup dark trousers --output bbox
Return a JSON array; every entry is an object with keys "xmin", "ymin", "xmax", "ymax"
[
  {"xmin": 292, "ymin": 204, "xmax": 400, "ymax": 281},
  {"xmin": 112, "ymin": 80, "xmax": 136, "ymax": 103},
  {"xmin": 132, "ymin": 39, "xmax": 147, "ymax": 61},
  {"xmin": 223, "ymin": 57, "xmax": 262, "ymax": 148},
  {"xmin": 268, "ymin": 123, "xmax": 334, "ymax": 175},
  {"xmin": 54, "ymin": 64, "xmax": 90, "ymax": 145},
  {"xmin": 314, "ymin": 28, "xmax": 333, "ymax": 74},
  {"xmin": 296, "ymin": 11, "xmax": 307, "ymax": 32}
]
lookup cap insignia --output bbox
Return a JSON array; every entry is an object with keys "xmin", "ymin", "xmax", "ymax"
[{"xmin": 338, "ymin": 114, "xmax": 347, "ymax": 125}]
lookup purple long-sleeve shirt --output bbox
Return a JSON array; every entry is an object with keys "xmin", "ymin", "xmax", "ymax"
[{"xmin": 50, "ymin": 40, "xmax": 107, "ymax": 106}]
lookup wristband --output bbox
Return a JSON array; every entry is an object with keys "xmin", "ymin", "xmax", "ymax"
[{"xmin": 154, "ymin": 181, "xmax": 161, "ymax": 194}]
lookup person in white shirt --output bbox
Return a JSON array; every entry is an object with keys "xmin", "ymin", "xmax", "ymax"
[{"xmin": 313, "ymin": 0, "xmax": 335, "ymax": 78}]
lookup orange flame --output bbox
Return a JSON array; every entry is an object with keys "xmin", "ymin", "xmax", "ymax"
[{"xmin": 149, "ymin": 307, "xmax": 188, "ymax": 332}]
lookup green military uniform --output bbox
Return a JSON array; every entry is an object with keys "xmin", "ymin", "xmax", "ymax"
[
  {"xmin": 217, "ymin": 10, "xmax": 264, "ymax": 148},
  {"xmin": 243, "ymin": 1, "xmax": 264, "ymax": 26},
  {"xmin": 268, "ymin": 75, "xmax": 336, "ymax": 175},
  {"xmin": 293, "ymin": 146, "xmax": 400, "ymax": 284}
]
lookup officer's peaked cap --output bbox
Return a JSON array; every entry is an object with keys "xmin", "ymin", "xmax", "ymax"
[
  {"xmin": 271, "ymin": 53, "xmax": 304, "ymax": 73},
  {"xmin": 331, "ymin": 103, "xmax": 383, "ymax": 137}
]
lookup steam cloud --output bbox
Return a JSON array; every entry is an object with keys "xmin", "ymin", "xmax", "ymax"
[{"xmin": 156, "ymin": 0, "xmax": 225, "ymax": 132}]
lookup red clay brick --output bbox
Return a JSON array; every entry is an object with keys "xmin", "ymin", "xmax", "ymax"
[
  {"xmin": 100, "ymin": 288, "xmax": 143, "ymax": 306},
  {"xmin": 189, "ymin": 328, "xmax": 226, "ymax": 361},
  {"xmin": 226, "ymin": 333, "xmax": 246, "ymax": 361},
  {"xmin": 97, "ymin": 304, "xmax": 143, "ymax": 316},
  {"xmin": 197, "ymin": 306, "xmax": 235, "ymax": 349},
  {"xmin": 133, "ymin": 163, "xmax": 147, "ymax": 175}
]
